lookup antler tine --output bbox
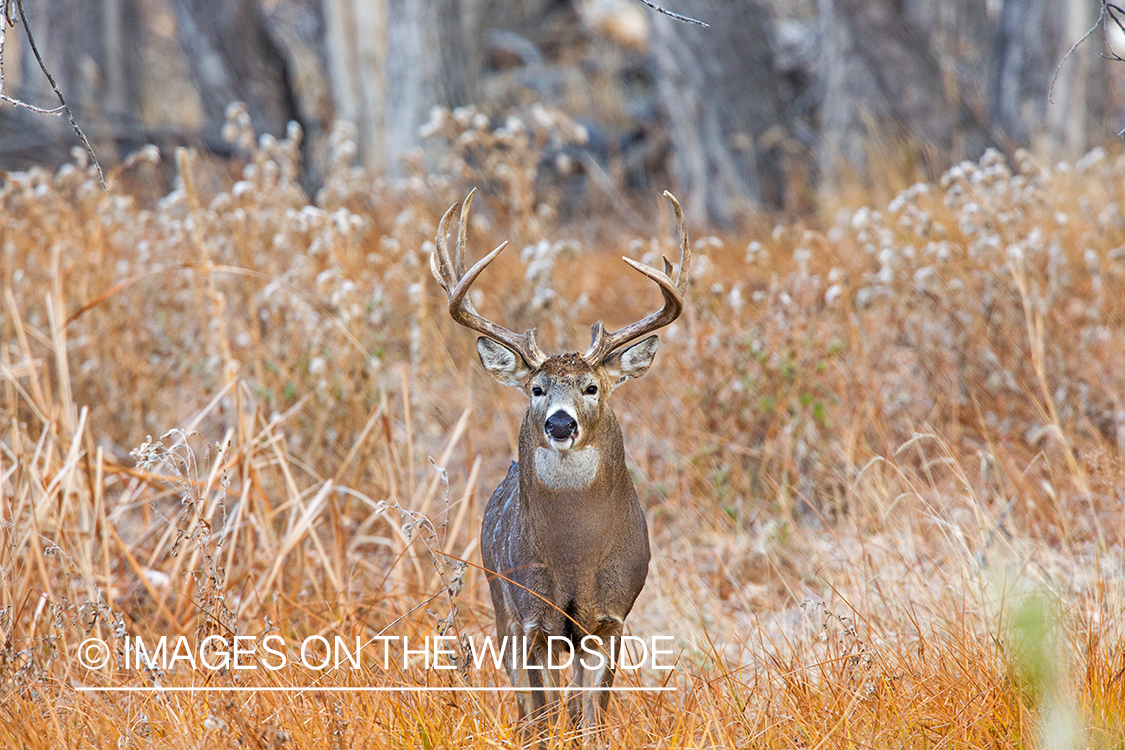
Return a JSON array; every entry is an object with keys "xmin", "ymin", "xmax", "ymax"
[
  {"xmin": 429, "ymin": 191, "xmax": 548, "ymax": 368},
  {"xmin": 582, "ymin": 190, "xmax": 691, "ymax": 365},
  {"xmin": 455, "ymin": 188, "xmax": 474, "ymax": 277},
  {"xmin": 666, "ymin": 189, "xmax": 691, "ymax": 295},
  {"xmin": 430, "ymin": 202, "xmax": 459, "ymax": 294}
]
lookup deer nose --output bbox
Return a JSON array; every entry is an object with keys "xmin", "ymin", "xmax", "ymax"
[{"xmin": 545, "ymin": 411, "xmax": 578, "ymax": 440}]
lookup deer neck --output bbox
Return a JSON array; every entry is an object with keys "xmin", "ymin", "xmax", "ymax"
[
  {"xmin": 516, "ymin": 410, "xmax": 643, "ymax": 572},
  {"xmin": 533, "ymin": 445, "xmax": 601, "ymax": 490}
]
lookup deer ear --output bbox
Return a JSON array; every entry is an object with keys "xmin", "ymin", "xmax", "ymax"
[
  {"xmin": 477, "ymin": 337, "xmax": 532, "ymax": 388},
  {"xmin": 602, "ymin": 335, "xmax": 659, "ymax": 392}
]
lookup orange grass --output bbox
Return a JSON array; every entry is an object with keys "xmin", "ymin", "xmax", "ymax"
[{"xmin": 1, "ymin": 111, "xmax": 1124, "ymax": 748}]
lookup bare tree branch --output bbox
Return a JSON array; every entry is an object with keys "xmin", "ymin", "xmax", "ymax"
[
  {"xmin": 635, "ymin": 0, "xmax": 708, "ymax": 28},
  {"xmin": 0, "ymin": 0, "xmax": 106, "ymax": 189},
  {"xmin": 0, "ymin": 93, "xmax": 66, "ymax": 115},
  {"xmin": 1048, "ymin": 1, "xmax": 1105, "ymax": 105}
]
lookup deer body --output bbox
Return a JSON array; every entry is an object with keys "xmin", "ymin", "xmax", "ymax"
[
  {"xmin": 483, "ymin": 408, "xmax": 650, "ymax": 682},
  {"xmin": 430, "ymin": 191, "xmax": 690, "ymax": 742}
]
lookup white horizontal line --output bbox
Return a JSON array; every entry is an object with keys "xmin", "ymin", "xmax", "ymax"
[{"xmin": 76, "ymin": 686, "xmax": 675, "ymax": 693}]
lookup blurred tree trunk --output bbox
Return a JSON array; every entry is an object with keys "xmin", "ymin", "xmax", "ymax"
[
  {"xmin": 991, "ymin": 0, "xmax": 1106, "ymax": 160},
  {"xmin": 902, "ymin": 0, "xmax": 993, "ymax": 159},
  {"xmin": 323, "ymin": 0, "xmax": 484, "ymax": 172},
  {"xmin": 651, "ymin": 0, "xmax": 788, "ymax": 228},
  {"xmin": 818, "ymin": 0, "xmax": 989, "ymax": 192},
  {"xmin": 258, "ymin": 0, "xmax": 335, "ymax": 180},
  {"xmin": 323, "ymin": 0, "xmax": 388, "ymax": 167},
  {"xmin": 172, "ymin": 0, "xmax": 295, "ymax": 138},
  {"xmin": 991, "ymin": 0, "xmax": 1060, "ymax": 146},
  {"xmin": 1046, "ymin": 0, "xmax": 1107, "ymax": 159},
  {"xmin": 385, "ymin": 0, "xmax": 481, "ymax": 167}
]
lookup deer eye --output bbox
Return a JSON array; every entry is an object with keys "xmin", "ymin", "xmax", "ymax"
[
  {"xmin": 531, "ymin": 386, "xmax": 544, "ymax": 397},
  {"xmin": 584, "ymin": 384, "xmax": 598, "ymax": 395}
]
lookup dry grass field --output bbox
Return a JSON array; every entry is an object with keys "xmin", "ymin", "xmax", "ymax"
[{"xmin": 2, "ymin": 107, "xmax": 1125, "ymax": 748}]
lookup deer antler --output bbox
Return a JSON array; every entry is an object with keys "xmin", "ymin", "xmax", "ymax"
[
  {"xmin": 430, "ymin": 189, "xmax": 548, "ymax": 368},
  {"xmin": 581, "ymin": 191, "xmax": 691, "ymax": 365}
]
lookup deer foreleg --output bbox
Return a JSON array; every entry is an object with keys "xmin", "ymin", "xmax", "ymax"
[{"xmin": 576, "ymin": 617, "xmax": 624, "ymax": 736}]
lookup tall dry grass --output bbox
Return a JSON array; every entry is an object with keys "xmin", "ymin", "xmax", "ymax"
[{"xmin": 1, "ymin": 105, "xmax": 1124, "ymax": 748}]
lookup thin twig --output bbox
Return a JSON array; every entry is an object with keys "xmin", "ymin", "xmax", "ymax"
[
  {"xmin": 1048, "ymin": 1, "xmax": 1106, "ymax": 105},
  {"xmin": 0, "ymin": 1, "xmax": 7, "ymax": 105},
  {"xmin": 10, "ymin": 0, "xmax": 106, "ymax": 189},
  {"xmin": 0, "ymin": 94, "xmax": 64, "ymax": 115},
  {"xmin": 634, "ymin": 0, "xmax": 708, "ymax": 27}
]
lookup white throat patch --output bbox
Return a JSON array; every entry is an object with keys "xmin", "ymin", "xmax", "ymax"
[{"xmin": 534, "ymin": 446, "xmax": 601, "ymax": 490}]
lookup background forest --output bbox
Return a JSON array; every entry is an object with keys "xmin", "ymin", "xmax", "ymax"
[{"xmin": 0, "ymin": 0, "xmax": 1120, "ymax": 225}]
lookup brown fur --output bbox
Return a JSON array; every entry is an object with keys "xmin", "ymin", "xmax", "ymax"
[
  {"xmin": 431, "ymin": 190, "xmax": 688, "ymax": 745},
  {"xmin": 479, "ymin": 346, "xmax": 655, "ymax": 744}
]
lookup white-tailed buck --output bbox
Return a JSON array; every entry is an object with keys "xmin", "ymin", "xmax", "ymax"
[{"xmin": 430, "ymin": 189, "xmax": 690, "ymax": 743}]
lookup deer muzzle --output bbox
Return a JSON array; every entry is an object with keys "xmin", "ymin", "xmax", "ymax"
[{"xmin": 545, "ymin": 410, "xmax": 578, "ymax": 441}]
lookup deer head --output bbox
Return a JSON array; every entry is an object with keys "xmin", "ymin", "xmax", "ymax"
[{"xmin": 430, "ymin": 189, "xmax": 691, "ymax": 458}]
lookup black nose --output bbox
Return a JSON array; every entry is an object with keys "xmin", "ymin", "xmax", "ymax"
[{"xmin": 545, "ymin": 411, "xmax": 578, "ymax": 440}]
